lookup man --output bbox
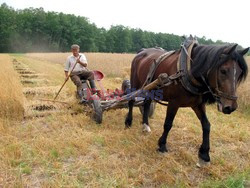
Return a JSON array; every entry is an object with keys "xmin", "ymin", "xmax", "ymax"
[{"xmin": 64, "ymin": 44, "xmax": 97, "ymax": 99}]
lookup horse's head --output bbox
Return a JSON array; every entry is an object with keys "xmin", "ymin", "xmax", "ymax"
[{"xmin": 207, "ymin": 45, "xmax": 249, "ymax": 114}]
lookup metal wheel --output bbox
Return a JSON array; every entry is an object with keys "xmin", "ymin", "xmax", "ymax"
[
  {"xmin": 91, "ymin": 97, "xmax": 103, "ymax": 124},
  {"xmin": 121, "ymin": 80, "xmax": 131, "ymax": 95}
]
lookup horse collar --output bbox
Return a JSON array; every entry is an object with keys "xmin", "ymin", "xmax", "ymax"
[{"xmin": 177, "ymin": 39, "xmax": 203, "ymax": 95}]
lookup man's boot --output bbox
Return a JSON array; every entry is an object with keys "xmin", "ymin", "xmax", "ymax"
[
  {"xmin": 78, "ymin": 87, "xmax": 87, "ymax": 104},
  {"xmin": 77, "ymin": 87, "xmax": 83, "ymax": 98},
  {"xmin": 89, "ymin": 80, "xmax": 97, "ymax": 94}
]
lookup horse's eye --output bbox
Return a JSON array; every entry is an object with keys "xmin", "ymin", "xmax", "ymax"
[{"xmin": 220, "ymin": 69, "xmax": 227, "ymax": 75}]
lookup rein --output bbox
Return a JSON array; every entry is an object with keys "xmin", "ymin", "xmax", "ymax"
[{"xmin": 200, "ymin": 74, "xmax": 238, "ymax": 101}]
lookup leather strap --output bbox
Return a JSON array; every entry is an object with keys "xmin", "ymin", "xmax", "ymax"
[
  {"xmin": 178, "ymin": 39, "xmax": 203, "ymax": 95},
  {"xmin": 142, "ymin": 50, "xmax": 175, "ymax": 88}
]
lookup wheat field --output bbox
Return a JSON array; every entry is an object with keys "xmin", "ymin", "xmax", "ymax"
[
  {"xmin": 238, "ymin": 56, "xmax": 250, "ymax": 112},
  {"xmin": 26, "ymin": 53, "xmax": 135, "ymax": 78},
  {"xmin": 0, "ymin": 53, "xmax": 249, "ymax": 187},
  {"xmin": 0, "ymin": 55, "xmax": 24, "ymax": 120}
]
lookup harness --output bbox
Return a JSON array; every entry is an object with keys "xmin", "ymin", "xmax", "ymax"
[
  {"xmin": 143, "ymin": 37, "xmax": 238, "ymax": 103},
  {"xmin": 177, "ymin": 38, "xmax": 203, "ymax": 95},
  {"xmin": 178, "ymin": 37, "xmax": 238, "ymax": 101},
  {"xmin": 142, "ymin": 50, "xmax": 175, "ymax": 88}
]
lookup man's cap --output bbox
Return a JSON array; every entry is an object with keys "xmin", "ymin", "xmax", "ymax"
[{"xmin": 71, "ymin": 44, "xmax": 80, "ymax": 49}]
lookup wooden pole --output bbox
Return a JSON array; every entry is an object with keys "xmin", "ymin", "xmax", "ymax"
[
  {"xmin": 38, "ymin": 98, "xmax": 69, "ymax": 105},
  {"xmin": 53, "ymin": 55, "xmax": 81, "ymax": 101}
]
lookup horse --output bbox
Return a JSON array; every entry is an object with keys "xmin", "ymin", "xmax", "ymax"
[{"xmin": 125, "ymin": 39, "xmax": 249, "ymax": 166}]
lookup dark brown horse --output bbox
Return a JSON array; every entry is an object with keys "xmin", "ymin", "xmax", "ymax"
[{"xmin": 125, "ymin": 40, "xmax": 249, "ymax": 165}]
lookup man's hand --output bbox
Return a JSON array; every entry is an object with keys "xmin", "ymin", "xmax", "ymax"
[
  {"xmin": 64, "ymin": 71, "xmax": 69, "ymax": 81},
  {"xmin": 77, "ymin": 58, "xmax": 87, "ymax": 67}
]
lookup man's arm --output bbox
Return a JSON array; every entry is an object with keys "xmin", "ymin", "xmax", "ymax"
[
  {"xmin": 64, "ymin": 71, "xmax": 69, "ymax": 81},
  {"xmin": 77, "ymin": 55, "xmax": 88, "ymax": 67},
  {"xmin": 77, "ymin": 59, "xmax": 87, "ymax": 67},
  {"xmin": 64, "ymin": 57, "xmax": 70, "ymax": 81},
  {"xmin": 64, "ymin": 57, "xmax": 70, "ymax": 72}
]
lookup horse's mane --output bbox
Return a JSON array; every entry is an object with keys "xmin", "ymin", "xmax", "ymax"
[
  {"xmin": 190, "ymin": 44, "xmax": 248, "ymax": 103},
  {"xmin": 232, "ymin": 50, "xmax": 248, "ymax": 83}
]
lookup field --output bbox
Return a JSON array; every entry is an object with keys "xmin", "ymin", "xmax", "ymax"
[{"xmin": 0, "ymin": 53, "xmax": 249, "ymax": 187}]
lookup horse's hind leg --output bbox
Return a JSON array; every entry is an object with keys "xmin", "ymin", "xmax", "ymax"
[
  {"xmin": 125, "ymin": 99, "xmax": 135, "ymax": 128},
  {"xmin": 192, "ymin": 104, "xmax": 211, "ymax": 167},
  {"xmin": 158, "ymin": 102, "xmax": 179, "ymax": 152},
  {"xmin": 142, "ymin": 98, "xmax": 152, "ymax": 132}
]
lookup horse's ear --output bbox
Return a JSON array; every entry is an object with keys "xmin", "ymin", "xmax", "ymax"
[
  {"xmin": 223, "ymin": 44, "xmax": 238, "ymax": 54},
  {"xmin": 238, "ymin": 47, "xmax": 249, "ymax": 56},
  {"xmin": 189, "ymin": 35, "xmax": 194, "ymax": 40}
]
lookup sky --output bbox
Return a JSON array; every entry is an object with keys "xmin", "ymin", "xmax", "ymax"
[{"xmin": 1, "ymin": 0, "xmax": 250, "ymax": 48}]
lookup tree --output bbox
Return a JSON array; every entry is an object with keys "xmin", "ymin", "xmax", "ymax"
[
  {"xmin": 0, "ymin": 3, "xmax": 229, "ymax": 53},
  {"xmin": 0, "ymin": 3, "xmax": 16, "ymax": 52}
]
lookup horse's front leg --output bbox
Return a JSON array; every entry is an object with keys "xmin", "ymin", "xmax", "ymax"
[
  {"xmin": 125, "ymin": 99, "xmax": 135, "ymax": 128},
  {"xmin": 142, "ymin": 98, "xmax": 152, "ymax": 132},
  {"xmin": 158, "ymin": 102, "xmax": 179, "ymax": 152},
  {"xmin": 192, "ymin": 103, "xmax": 211, "ymax": 167}
]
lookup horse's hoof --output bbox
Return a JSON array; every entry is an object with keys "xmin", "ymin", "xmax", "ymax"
[
  {"xmin": 196, "ymin": 158, "xmax": 211, "ymax": 168},
  {"xmin": 142, "ymin": 123, "xmax": 151, "ymax": 132},
  {"xmin": 124, "ymin": 126, "xmax": 130, "ymax": 130},
  {"xmin": 157, "ymin": 146, "xmax": 168, "ymax": 153},
  {"xmin": 157, "ymin": 148, "xmax": 168, "ymax": 153}
]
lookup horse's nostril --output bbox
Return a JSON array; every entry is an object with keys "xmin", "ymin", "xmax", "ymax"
[{"xmin": 222, "ymin": 106, "xmax": 235, "ymax": 114}]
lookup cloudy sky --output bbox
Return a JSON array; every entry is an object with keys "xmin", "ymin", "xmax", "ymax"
[{"xmin": 1, "ymin": 0, "xmax": 249, "ymax": 47}]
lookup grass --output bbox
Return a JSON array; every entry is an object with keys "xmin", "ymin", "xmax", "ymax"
[
  {"xmin": 0, "ymin": 53, "xmax": 249, "ymax": 187},
  {"xmin": 201, "ymin": 170, "xmax": 250, "ymax": 188}
]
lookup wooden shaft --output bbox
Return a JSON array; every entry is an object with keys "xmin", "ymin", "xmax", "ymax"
[
  {"xmin": 143, "ymin": 79, "xmax": 160, "ymax": 90},
  {"xmin": 38, "ymin": 98, "xmax": 69, "ymax": 105},
  {"xmin": 102, "ymin": 73, "xmax": 170, "ymax": 110},
  {"xmin": 143, "ymin": 73, "xmax": 169, "ymax": 90}
]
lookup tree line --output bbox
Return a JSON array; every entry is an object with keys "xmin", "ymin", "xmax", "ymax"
[{"xmin": 0, "ymin": 3, "xmax": 231, "ymax": 53}]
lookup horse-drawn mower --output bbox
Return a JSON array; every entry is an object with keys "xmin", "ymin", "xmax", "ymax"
[{"xmin": 78, "ymin": 70, "xmax": 157, "ymax": 124}]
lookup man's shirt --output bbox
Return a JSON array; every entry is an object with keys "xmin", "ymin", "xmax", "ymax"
[{"xmin": 64, "ymin": 53, "xmax": 88, "ymax": 73}]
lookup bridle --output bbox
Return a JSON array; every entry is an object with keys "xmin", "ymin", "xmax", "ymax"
[
  {"xmin": 203, "ymin": 53, "xmax": 239, "ymax": 102},
  {"xmin": 179, "ymin": 40, "xmax": 238, "ymax": 102},
  {"xmin": 200, "ymin": 69, "xmax": 238, "ymax": 102}
]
